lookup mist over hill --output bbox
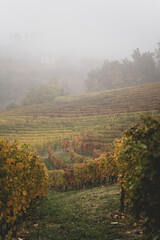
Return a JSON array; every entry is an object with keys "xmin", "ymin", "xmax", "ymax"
[
  {"xmin": 0, "ymin": 0, "xmax": 160, "ymax": 110},
  {"xmin": 0, "ymin": 55, "xmax": 101, "ymax": 110},
  {"xmin": 0, "ymin": 43, "xmax": 160, "ymax": 110}
]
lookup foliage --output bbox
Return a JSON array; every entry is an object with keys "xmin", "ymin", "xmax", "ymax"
[
  {"xmin": 48, "ymin": 147, "xmax": 67, "ymax": 170},
  {"xmin": 22, "ymin": 80, "xmax": 65, "ymax": 106},
  {"xmin": 155, "ymin": 42, "xmax": 160, "ymax": 68},
  {"xmin": 0, "ymin": 82, "xmax": 159, "ymax": 154},
  {"xmin": 114, "ymin": 116, "xmax": 160, "ymax": 239},
  {"xmin": 6, "ymin": 102, "xmax": 19, "ymax": 110},
  {"xmin": 63, "ymin": 133, "xmax": 108, "ymax": 157},
  {"xmin": 49, "ymin": 152, "xmax": 117, "ymax": 190},
  {"xmin": 69, "ymin": 149, "xmax": 86, "ymax": 163},
  {"xmin": 0, "ymin": 139, "xmax": 48, "ymax": 237},
  {"xmin": 86, "ymin": 49, "xmax": 160, "ymax": 92}
]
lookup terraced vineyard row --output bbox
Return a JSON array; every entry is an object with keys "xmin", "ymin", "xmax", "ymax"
[
  {"xmin": 0, "ymin": 82, "xmax": 160, "ymax": 153},
  {"xmin": 1, "ymin": 82, "xmax": 160, "ymax": 117},
  {"xmin": 0, "ymin": 112, "xmax": 148, "ymax": 152}
]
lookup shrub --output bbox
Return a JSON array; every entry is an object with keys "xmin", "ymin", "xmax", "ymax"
[
  {"xmin": 0, "ymin": 139, "xmax": 48, "ymax": 237},
  {"xmin": 50, "ymin": 152, "xmax": 117, "ymax": 190},
  {"xmin": 69, "ymin": 149, "xmax": 85, "ymax": 163},
  {"xmin": 48, "ymin": 148, "xmax": 67, "ymax": 169},
  {"xmin": 114, "ymin": 116, "xmax": 160, "ymax": 239}
]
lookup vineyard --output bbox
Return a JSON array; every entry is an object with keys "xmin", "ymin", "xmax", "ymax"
[
  {"xmin": 0, "ymin": 82, "xmax": 160, "ymax": 239},
  {"xmin": 0, "ymin": 82, "xmax": 159, "ymax": 153},
  {"xmin": 0, "ymin": 140, "xmax": 48, "ymax": 238}
]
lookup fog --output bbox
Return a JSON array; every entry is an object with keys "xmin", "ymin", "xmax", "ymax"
[
  {"xmin": 0, "ymin": 0, "xmax": 160, "ymax": 109},
  {"xmin": 0, "ymin": 0, "xmax": 160, "ymax": 59}
]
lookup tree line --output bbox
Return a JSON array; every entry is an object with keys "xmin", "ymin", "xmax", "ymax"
[{"xmin": 86, "ymin": 44, "xmax": 160, "ymax": 92}]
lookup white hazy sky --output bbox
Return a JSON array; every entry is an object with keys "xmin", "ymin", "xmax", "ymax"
[{"xmin": 0, "ymin": 0, "xmax": 160, "ymax": 59}]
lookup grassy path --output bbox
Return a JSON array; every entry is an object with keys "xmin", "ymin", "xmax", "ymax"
[{"xmin": 16, "ymin": 185, "xmax": 140, "ymax": 240}]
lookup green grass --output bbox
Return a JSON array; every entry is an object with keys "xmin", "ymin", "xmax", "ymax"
[
  {"xmin": 42, "ymin": 158, "xmax": 54, "ymax": 170},
  {"xmin": 42, "ymin": 151, "xmax": 71, "ymax": 170},
  {"xmin": 57, "ymin": 152, "xmax": 71, "ymax": 163},
  {"xmin": 16, "ymin": 185, "xmax": 140, "ymax": 240}
]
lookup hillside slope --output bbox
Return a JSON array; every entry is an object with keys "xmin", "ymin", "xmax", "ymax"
[
  {"xmin": 0, "ymin": 82, "xmax": 159, "ymax": 152},
  {"xmin": 1, "ymin": 82, "xmax": 160, "ymax": 117}
]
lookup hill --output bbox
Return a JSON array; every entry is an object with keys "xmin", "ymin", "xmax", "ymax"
[{"xmin": 0, "ymin": 82, "xmax": 160, "ymax": 153}]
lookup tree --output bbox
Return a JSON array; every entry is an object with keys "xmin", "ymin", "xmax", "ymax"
[
  {"xmin": 22, "ymin": 80, "xmax": 65, "ymax": 106},
  {"xmin": 85, "ymin": 49, "xmax": 160, "ymax": 92},
  {"xmin": 155, "ymin": 42, "xmax": 160, "ymax": 68}
]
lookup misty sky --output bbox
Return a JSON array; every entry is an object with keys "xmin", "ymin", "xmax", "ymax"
[{"xmin": 0, "ymin": 0, "xmax": 160, "ymax": 59}]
